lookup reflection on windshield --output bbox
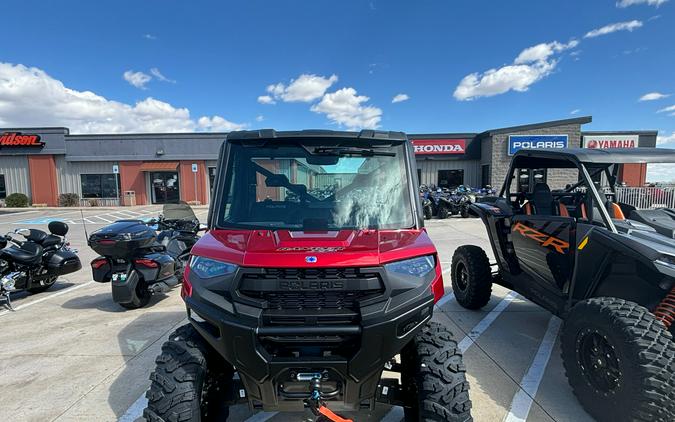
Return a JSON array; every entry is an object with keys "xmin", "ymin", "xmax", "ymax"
[{"xmin": 218, "ymin": 143, "xmax": 414, "ymax": 230}]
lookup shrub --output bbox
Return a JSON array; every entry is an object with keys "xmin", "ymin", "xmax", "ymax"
[
  {"xmin": 58, "ymin": 193, "xmax": 80, "ymax": 207},
  {"xmin": 5, "ymin": 193, "xmax": 30, "ymax": 208},
  {"xmin": 88, "ymin": 198, "xmax": 100, "ymax": 207}
]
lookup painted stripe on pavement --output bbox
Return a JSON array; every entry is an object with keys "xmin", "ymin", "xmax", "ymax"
[
  {"xmin": 0, "ymin": 281, "xmax": 95, "ymax": 317},
  {"xmin": 458, "ymin": 291, "xmax": 517, "ymax": 353},
  {"xmin": 118, "ymin": 394, "xmax": 148, "ymax": 422},
  {"xmin": 504, "ymin": 316, "xmax": 562, "ymax": 422}
]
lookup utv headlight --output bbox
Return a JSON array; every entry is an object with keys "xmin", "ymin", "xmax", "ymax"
[
  {"xmin": 385, "ymin": 255, "xmax": 435, "ymax": 278},
  {"xmin": 190, "ymin": 256, "xmax": 238, "ymax": 279}
]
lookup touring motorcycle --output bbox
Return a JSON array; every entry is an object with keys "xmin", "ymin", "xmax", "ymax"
[
  {"xmin": 88, "ymin": 202, "xmax": 203, "ymax": 309},
  {"xmin": 0, "ymin": 221, "xmax": 82, "ymax": 309}
]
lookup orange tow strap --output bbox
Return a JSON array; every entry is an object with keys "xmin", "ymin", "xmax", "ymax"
[{"xmin": 318, "ymin": 405, "xmax": 353, "ymax": 422}]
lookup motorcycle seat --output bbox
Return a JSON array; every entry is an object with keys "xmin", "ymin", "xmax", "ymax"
[
  {"xmin": 42, "ymin": 234, "xmax": 62, "ymax": 248},
  {"xmin": 25, "ymin": 229, "xmax": 48, "ymax": 243},
  {"xmin": 0, "ymin": 242, "xmax": 44, "ymax": 266}
]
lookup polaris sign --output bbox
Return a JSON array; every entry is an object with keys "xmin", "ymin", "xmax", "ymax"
[{"xmin": 508, "ymin": 135, "xmax": 568, "ymax": 156}]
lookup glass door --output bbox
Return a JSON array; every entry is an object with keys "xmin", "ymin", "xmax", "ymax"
[{"xmin": 151, "ymin": 172, "xmax": 180, "ymax": 204}]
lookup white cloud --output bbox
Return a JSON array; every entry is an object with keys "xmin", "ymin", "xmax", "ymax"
[
  {"xmin": 150, "ymin": 67, "xmax": 175, "ymax": 83},
  {"xmin": 639, "ymin": 92, "xmax": 670, "ymax": 101},
  {"xmin": 144, "ymin": 34, "xmax": 157, "ymax": 40},
  {"xmin": 648, "ymin": 131, "xmax": 675, "ymax": 182},
  {"xmin": 311, "ymin": 87, "xmax": 382, "ymax": 130},
  {"xmin": 257, "ymin": 95, "xmax": 275, "ymax": 105},
  {"xmin": 656, "ymin": 131, "xmax": 675, "ymax": 145},
  {"xmin": 454, "ymin": 40, "xmax": 577, "ymax": 101},
  {"xmin": 0, "ymin": 62, "xmax": 246, "ymax": 133},
  {"xmin": 392, "ymin": 93, "xmax": 410, "ymax": 103},
  {"xmin": 584, "ymin": 20, "xmax": 643, "ymax": 38},
  {"xmin": 657, "ymin": 105, "xmax": 675, "ymax": 115},
  {"xmin": 197, "ymin": 116, "xmax": 247, "ymax": 132},
  {"xmin": 617, "ymin": 0, "xmax": 668, "ymax": 7},
  {"xmin": 123, "ymin": 70, "xmax": 152, "ymax": 89},
  {"xmin": 265, "ymin": 74, "xmax": 338, "ymax": 102},
  {"xmin": 570, "ymin": 109, "xmax": 581, "ymax": 115},
  {"xmin": 255, "ymin": 115, "xmax": 264, "ymax": 122}
]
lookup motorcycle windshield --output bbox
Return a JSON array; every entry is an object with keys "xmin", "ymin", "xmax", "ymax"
[{"xmin": 162, "ymin": 201, "xmax": 197, "ymax": 221}]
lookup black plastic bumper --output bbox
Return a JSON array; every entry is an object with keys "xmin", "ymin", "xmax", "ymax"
[{"xmin": 184, "ymin": 267, "xmax": 437, "ymax": 411}]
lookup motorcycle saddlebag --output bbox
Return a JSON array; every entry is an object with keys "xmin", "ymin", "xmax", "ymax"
[{"xmin": 46, "ymin": 250, "xmax": 82, "ymax": 276}]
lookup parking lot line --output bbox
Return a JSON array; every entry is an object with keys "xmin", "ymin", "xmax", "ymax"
[
  {"xmin": 0, "ymin": 281, "xmax": 95, "ymax": 317},
  {"xmin": 118, "ymin": 394, "xmax": 148, "ymax": 422},
  {"xmin": 458, "ymin": 291, "xmax": 518, "ymax": 353},
  {"xmin": 504, "ymin": 317, "xmax": 562, "ymax": 422}
]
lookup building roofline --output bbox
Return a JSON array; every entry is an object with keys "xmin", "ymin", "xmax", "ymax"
[
  {"xmin": 66, "ymin": 132, "xmax": 229, "ymax": 138},
  {"xmin": 582, "ymin": 130, "xmax": 658, "ymax": 136},
  {"xmin": 409, "ymin": 133, "xmax": 478, "ymax": 139},
  {"xmin": 479, "ymin": 116, "xmax": 593, "ymax": 137},
  {"xmin": 1, "ymin": 127, "xmax": 69, "ymax": 133}
]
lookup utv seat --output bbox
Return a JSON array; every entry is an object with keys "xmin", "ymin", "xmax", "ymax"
[
  {"xmin": 523, "ymin": 183, "xmax": 569, "ymax": 217},
  {"xmin": 579, "ymin": 189, "xmax": 626, "ymax": 222}
]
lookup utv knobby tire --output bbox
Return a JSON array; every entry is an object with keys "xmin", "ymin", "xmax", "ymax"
[
  {"xmin": 438, "ymin": 205, "xmax": 449, "ymax": 220},
  {"xmin": 451, "ymin": 246, "xmax": 492, "ymax": 310},
  {"xmin": 144, "ymin": 324, "xmax": 233, "ymax": 422},
  {"xmin": 561, "ymin": 298, "xmax": 675, "ymax": 422},
  {"xmin": 460, "ymin": 206, "xmax": 469, "ymax": 219},
  {"xmin": 26, "ymin": 276, "xmax": 57, "ymax": 294},
  {"xmin": 401, "ymin": 321, "xmax": 472, "ymax": 422}
]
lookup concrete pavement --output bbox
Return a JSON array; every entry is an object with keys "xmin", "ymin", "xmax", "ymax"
[{"xmin": 0, "ymin": 209, "xmax": 594, "ymax": 422}]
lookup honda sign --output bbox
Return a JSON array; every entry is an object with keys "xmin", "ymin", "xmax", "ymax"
[
  {"xmin": 412, "ymin": 139, "xmax": 466, "ymax": 155},
  {"xmin": 508, "ymin": 135, "xmax": 568, "ymax": 156}
]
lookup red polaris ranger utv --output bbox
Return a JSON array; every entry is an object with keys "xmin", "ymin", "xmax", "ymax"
[{"xmin": 144, "ymin": 130, "xmax": 472, "ymax": 421}]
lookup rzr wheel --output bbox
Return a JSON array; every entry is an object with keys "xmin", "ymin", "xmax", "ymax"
[
  {"xmin": 451, "ymin": 246, "xmax": 492, "ymax": 310},
  {"xmin": 561, "ymin": 298, "xmax": 675, "ymax": 422},
  {"xmin": 26, "ymin": 276, "xmax": 57, "ymax": 294},
  {"xmin": 119, "ymin": 279, "xmax": 152, "ymax": 309},
  {"xmin": 144, "ymin": 324, "xmax": 233, "ymax": 422},
  {"xmin": 437, "ymin": 205, "xmax": 449, "ymax": 220},
  {"xmin": 401, "ymin": 322, "xmax": 472, "ymax": 421}
]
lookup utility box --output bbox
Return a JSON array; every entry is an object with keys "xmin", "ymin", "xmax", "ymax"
[{"xmin": 123, "ymin": 191, "xmax": 136, "ymax": 207}]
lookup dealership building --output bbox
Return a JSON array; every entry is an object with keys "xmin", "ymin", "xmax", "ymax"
[{"xmin": 0, "ymin": 116, "xmax": 658, "ymax": 206}]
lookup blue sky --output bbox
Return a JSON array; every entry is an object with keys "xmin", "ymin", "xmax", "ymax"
[{"xmin": 0, "ymin": 0, "xmax": 674, "ymax": 152}]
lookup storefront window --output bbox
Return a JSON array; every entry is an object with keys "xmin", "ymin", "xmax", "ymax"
[
  {"xmin": 80, "ymin": 174, "xmax": 120, "ymax": 198},
  {"xmin": 437, "ymin": 169, "xmax": 464, "ymax": 189},
  {"xmin": 208, "ymin": 167, "xmax": 217, "ymax": 190},
  {"xmin": 0, "ymin": 175, "xmax": 6, "ymax": 199},
  {"xmin": 516, "ymin": 168, "xmax": 547, "ymax": 193}
]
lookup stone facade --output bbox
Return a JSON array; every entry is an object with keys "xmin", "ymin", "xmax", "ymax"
[{"xmin": 489, "ymin": 123, "xmax": 582, "ymax": 191}]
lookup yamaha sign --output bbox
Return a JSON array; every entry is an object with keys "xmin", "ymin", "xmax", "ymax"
[
  {"xmin": 583, "ymin": 135, "xmax": 638, "ymax": 149},
  {"xmin": 412, "ymin": 139, "xmax": 466, "ymax": 155},
  {"xmin": 508, "ymin": 135, "xmax": 568, "ymax": 156}
]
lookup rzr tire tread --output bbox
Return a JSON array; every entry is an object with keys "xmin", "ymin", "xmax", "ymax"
[
  {"xmin": 561, "ymin": 297, "xmax": 675, "ymax": 422},
  {"xmin": 451, "ymin": 246, "xmax": 492, "ymax": 310},
  {"xmin": 403, "ymin": 322, "xmax": 472, "ymax": 422}
]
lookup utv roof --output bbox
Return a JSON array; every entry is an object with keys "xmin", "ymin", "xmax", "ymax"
[
  {"xmin": 226, "ymin": 129, "xmax": 407, "ymax": 143},
  {"xmin": 513, "ymin": 147, "xmax": 675, "ymax": 168}
]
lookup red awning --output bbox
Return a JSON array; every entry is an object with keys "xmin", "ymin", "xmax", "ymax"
[{"xmin": 139, "ymin": 162, "xmax": 179, "ymax": 171}]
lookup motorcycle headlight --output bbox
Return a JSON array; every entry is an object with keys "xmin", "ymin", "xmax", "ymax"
[
  {"xmin": 656, "ymin": 254, "xmax": 675, "ymax": 270},
  {"xmin": 385, "ymin": 255, "xmax": 435, "ymax": 278},
  {"xmin": 190, "ymin": 256, "xmax": 238, "ymax": 279}
]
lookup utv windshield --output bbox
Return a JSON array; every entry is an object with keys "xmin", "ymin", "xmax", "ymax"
[
  {"xmin": 216, "ymin": 140, "xmax": 414, "ymax": 230},
  {"xmin": 162, "ymin": 201, "xmax": 197, "ymax": 221}
]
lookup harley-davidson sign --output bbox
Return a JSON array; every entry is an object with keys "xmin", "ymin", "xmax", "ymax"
[
  {"xmin": 0, "ymin": 132, "xmax": 45, "ymax": 148},
  {"xmin": 583, "ymin": 135, "xmax": 638, "ymax": 149},
  {"xmin": 412, "ymin": 139, "xmax": 466, "ymax": 155}
]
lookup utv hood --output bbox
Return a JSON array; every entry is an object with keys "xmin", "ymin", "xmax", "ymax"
[{"xmin": 191, "ymin": 229, "xmax": 437, "ymax": 267}]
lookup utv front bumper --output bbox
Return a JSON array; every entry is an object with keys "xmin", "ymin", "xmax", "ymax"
[{"xmin": 184, "ymin": 264, "xmax": 441, "ymax": 411}]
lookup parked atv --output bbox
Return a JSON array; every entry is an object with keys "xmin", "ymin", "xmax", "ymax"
[
  {"xmin": 144, "ymin": 130, "xmax": 472, "ymax": 421},
  {"xmin": 88, "ymin": 202, "xmax": 202, "ymax": 309},
  {"xmin": 452, "ymin": 148, "xmax": 675, "ymax": 422}
]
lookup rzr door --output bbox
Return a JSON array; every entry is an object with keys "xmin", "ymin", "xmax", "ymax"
[{"xmin": 510, "ymin": 215, "xmax": 575, "ymax": 310}]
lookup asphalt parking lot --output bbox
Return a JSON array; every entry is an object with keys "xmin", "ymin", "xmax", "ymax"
[{"xmin": 0, "ymin": 208, "xmax": 595, "ymax": 422}]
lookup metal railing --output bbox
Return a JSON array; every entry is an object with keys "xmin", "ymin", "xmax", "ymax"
[
  {"xmin": 79, "ymin": 198, "xmax": 121, "ymax": 207},
  {"xmin": 615, "ymin": 186, "xmax": 675, "ymax": 209}
]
